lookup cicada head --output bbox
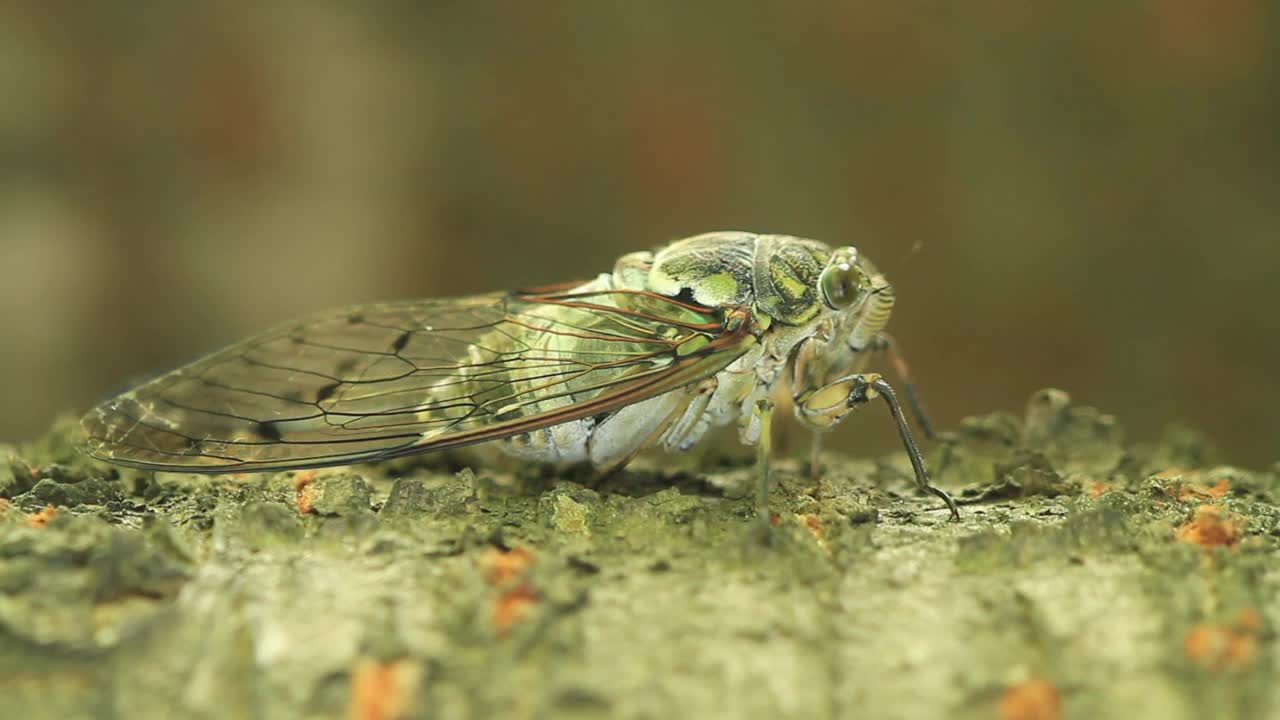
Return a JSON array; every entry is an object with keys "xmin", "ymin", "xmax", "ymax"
[{"xmin": 818, "ymin": 246, "xmax": 894, "ymax": 352}]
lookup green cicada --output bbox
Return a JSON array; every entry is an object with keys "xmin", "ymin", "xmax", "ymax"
[{"xmin": 81, "ymin": 232, "xmax": 959, "ymax": 522}]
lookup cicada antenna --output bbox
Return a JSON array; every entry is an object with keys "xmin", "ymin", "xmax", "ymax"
[{"xmin": 899, "ymin": 238, "xmax": 927, "ymax": 267}]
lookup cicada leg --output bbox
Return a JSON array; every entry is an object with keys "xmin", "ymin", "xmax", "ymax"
[
  {"xmin": 795, "ymin": 372, "xmax": 959, "ymax": 521},
  {"xmin": 808, "ymin": 432, "xmax": 824, "ymax": 483},
  {"xmin": 754, "ymin": 398, "xmax": 775, "ymax": 531},
  {"xmin": 865, "ymin": 333, "xmax": 937, "ymax": 441},
  {"xmin": 745, "ymin": 397, "xmax": 777, "ymax": 544},
  {"xmin": 802, "ymin": 333, "xmax": 936, "ymax": 481}
]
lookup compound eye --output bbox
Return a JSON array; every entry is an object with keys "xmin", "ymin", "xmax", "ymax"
[{"xmin": 819, "ymin": 251, "xmax": 865, "ymax": 310}]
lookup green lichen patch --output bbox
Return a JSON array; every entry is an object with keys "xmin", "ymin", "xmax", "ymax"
[
  {"xmin": 301, "ymin": 472, "xmax": 374, "ymax": 517},
  {"xmin": 0, "ymin": 512, "xmax": 192, "ymax": 653}
]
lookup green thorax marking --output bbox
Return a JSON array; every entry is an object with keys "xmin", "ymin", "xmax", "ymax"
[{"xmin": 647, "ymin": 232, "xmax": 830, "ymax": 325}]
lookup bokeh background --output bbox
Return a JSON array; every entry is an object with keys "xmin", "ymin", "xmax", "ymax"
[{"xmin": 1, "ymin": 2, "xmax": 1276, "ymax": 466}]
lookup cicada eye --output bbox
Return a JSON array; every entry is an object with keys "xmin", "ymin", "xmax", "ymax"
[{"xmin": 819, "ymin": 247, "xmax": 866, "ymax": 310}]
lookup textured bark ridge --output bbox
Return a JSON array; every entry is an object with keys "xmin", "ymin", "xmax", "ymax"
[{"xmin": 0, "ymin": 389, "xmax": 1276, "ymax": 719}]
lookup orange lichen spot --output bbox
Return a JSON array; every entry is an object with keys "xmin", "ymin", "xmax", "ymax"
[
  {"xmin": 480, "ymin": 546, "xmax": 534, "ymax": 586},
  {"xmin": 293, "ymin": 469, "xmax": 318, "ymax": 490},
  {"xmin": 294, "ymin": 470, "xmax": 319, "ymax": 514},
  {"xmin": 1234, "ymin": 607, "xmax": 1262, "ymax": 632},
  {"xmin": 1183, "ymin": 610, "xmax": 1262, "ymax": 672},
  {"xmin": 1225, "ymin": 632, "xmax": 1258, "ymax": 668},
  {"xmin": 1183, "ymin": 625, "xmax": 1217, "ymax": 662},
  {"xmin": 769, "ymin": 512, "xmax": 781, "ymax": 527},
  {"xmin": 296, "ymin": 486, "xmax": 316, "ymax": 514},
  {"xmin": 1176, "ymin": 479, "xmax": 1230, "ymax": 502},
  {"xmin": 1088, "ymin": 481, "xmax": 1111, "ymax": 498},
  {"xmin": 493, "ymin": 584, "xmax": 540, "ymax": 635},
  {"xmin": 998, "ymin": 678, "xmax": 1061, "ymax": 720},
  {"xmin": 25, "ymin": 504, "xmax": 57, "ymax": 528},
  {"xmin": 479, "ymin": 546, "xmax": 540, "ymax": 635},
  {"xmin": 799, "ymin": 513, "xmax": 824, "ymax": 540},
  {"xmin": 1152, "ymin": 467, "xmax": 1193, "ymax": 480},
  {"xmin": 348, "ymin": 657, "xmax": 421, "ymax": 720},
  {"xmin": 1175, "ymin": 505, "xmax": 1243, "ymax": 547}
]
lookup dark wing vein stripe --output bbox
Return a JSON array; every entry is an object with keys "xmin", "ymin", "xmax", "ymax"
[{"xmin": 193, "ymin": 377, "xmax": 321, "ymax": 407}]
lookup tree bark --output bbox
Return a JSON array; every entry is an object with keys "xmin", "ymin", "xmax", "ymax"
[{"xmin": 0, "ymin": 389, "xmax": 1275, "ymax": 719}]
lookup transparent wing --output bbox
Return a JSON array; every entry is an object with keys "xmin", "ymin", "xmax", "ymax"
[{"xmin": 81, "ymin": 286, "xmax": 755, "ymax": 473}]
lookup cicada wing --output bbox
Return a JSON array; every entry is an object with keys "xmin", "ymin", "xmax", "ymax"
[{"xmin": 80, "ymin": 288, "xmax": 754, "ymax": 473}]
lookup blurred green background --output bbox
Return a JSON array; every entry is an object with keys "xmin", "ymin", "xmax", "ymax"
[{"xmin": 0, "ymin": 2, "xmax": 1275, "ymax": 466}]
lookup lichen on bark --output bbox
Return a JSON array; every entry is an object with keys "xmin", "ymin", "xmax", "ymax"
[{"xmin": 0, "ymin": 388, "xmax": 1276, "ymax": 719}]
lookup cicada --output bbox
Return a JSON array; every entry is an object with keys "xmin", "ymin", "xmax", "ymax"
[{"xmin": 81, "ymin": 232, "xmax": 959, "ymax": 522}]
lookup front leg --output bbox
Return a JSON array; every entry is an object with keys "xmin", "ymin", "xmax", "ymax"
[
  {"xmin": 794, "ymin": 332, "xmax": 937, "ymax": 478},
  {"xmin": 863, "ymin": 333, "xmax": 937, "ymax": 440},
  {"xmin": 795, "ymin": 372, "xmax": 960, "ymax": 521}
]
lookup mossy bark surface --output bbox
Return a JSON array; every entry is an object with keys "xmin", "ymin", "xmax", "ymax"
[{"xmin": 1, "ymin": 389, "xmax": 1277, "ymax": 719}]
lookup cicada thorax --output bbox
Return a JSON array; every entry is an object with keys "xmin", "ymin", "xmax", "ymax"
[{"xmin": 641, "ymin": 232, "xmax": 833, "ymax": 326}]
